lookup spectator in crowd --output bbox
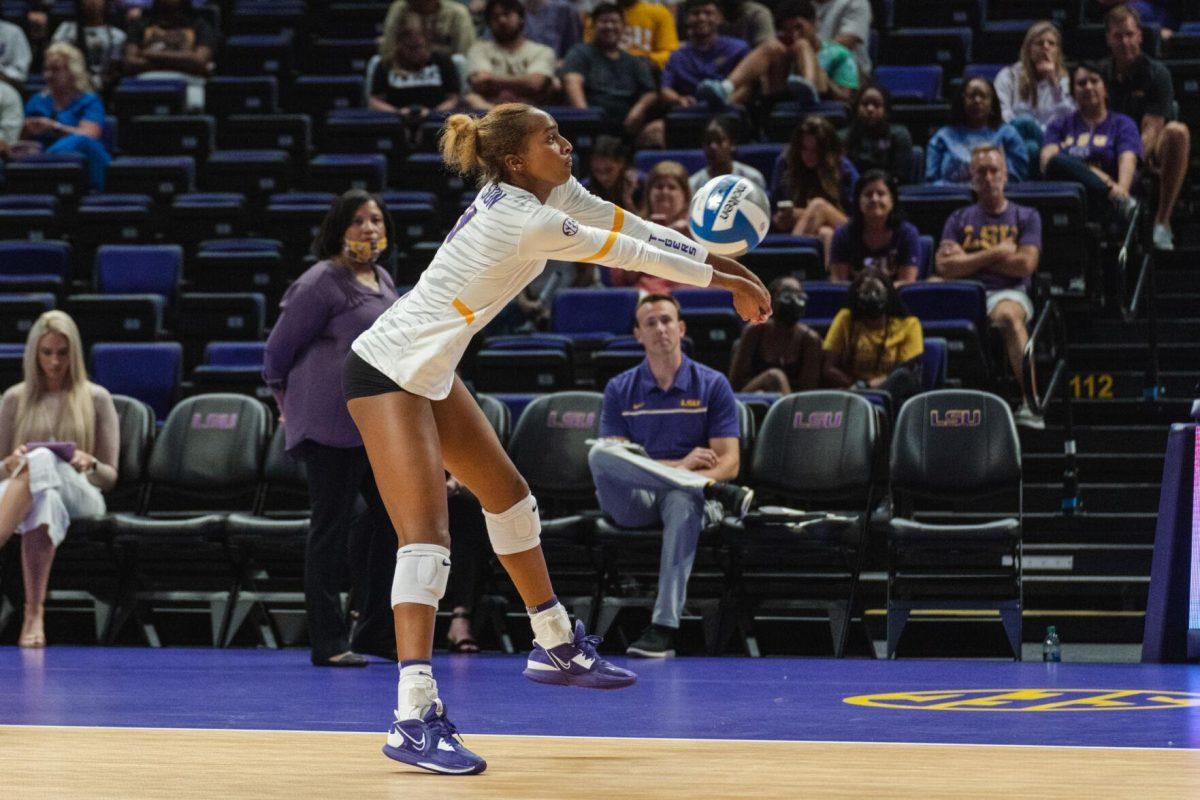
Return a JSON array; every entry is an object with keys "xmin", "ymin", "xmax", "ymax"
[
  {"xmin": 688, "ymin": 115, "xmax": 766, "ymax": 193},
  {"xmin": 1102, "ymin": 3, "xmax": 1189, "ymax": 250},
  {"xmin": 0, "ymin": 79, "xmax": 23, "ymax": 156},
  {"xmin": 729, "ymin": 276, "xmax": 823, "ymax": 393},
  {"xmin": 1096, "ymin": 0, "xmax": 1176, "ymax": 37},
  {"xmin": 841, "ymin": 82, "xmax": 914, "ymax": 181},
  {"xmin": 1041, "ymin": 62, "xmax": 1141, "ymax": 226},
  {"xmin": 821, "ymin": 267, "xmax": 923, "ymax": 405},
  {"xmin": 926, "ymin": 76, "xmax": 1029, "ymax": 184},
  {"xmin": 369, "ymin": 10, "xmax": 461, "ymax": 132},
  {"xmin": 589, "ymin": 294, "xmax": 751, "ymax": 659},
  {"xmin": 720, "ymin": 0, "xmax": 775, "ymax": 47},
  {"xmin": 123, "ymin": 0, "xmax": 216, "ymax": 112},
  {"xmin": 584, "ymin": 0, "xmax": 680, "ymax": 69},
  {"xmin": 829, "ymin": 170, "xmax": 921, "ymax": 284},
  {"xmin": 382, "ymin": 0, "xmax": 477, "ymax": 60},
  {"xmin": 696, "ymin": 0, "xmax": 858, "ymax": 108},
  {"xmin": 263, "ymin": 191, "xmax": 402, "ymax": 667},
  {"xmin": 22, "ymin": 43, "xmax": 111, "ymax": 190},
  {"xmin": 0, "ymin": 311, "xmax": 118, "ymax": 648},
  {"xmin": 814, "ymin": 0, "xmax": 871, "ymax": 74},
  {"xmin": 660, "ymin": 0, "xmax": 749, "ymax": 110},
  {"xmin": 563, "ymin": 4, "xmax": 659, "ymax": 145},
  {"xmin": 497, "ymin": 0, "xmax": 582, "ymax": 61},
  {"xmin": 583, "ymin": 134, "xmax": 644, "ymax": 211},
  {"xmin": 52, "ymin": 0, "xmax": 126, "ymax": 93},
  {"xmin": 771, "ymin": 115, "xmax": 859, "ymax": 262},
  {"xmin": 0, "ymin": 18, "xmax": 33, "ymax": 87},
  {"xmin": 936, "ymin": 144, "xmax": 1043, "ymax": 428},
  {"xmin": 994, "ymin": 20, "xmax": 1074, "ymax": 168},
  {"xmin": 465, "ymin": 0, "xmax": 557, "ymax": 110},
  {"xmin": 611, "ymin": 161, "xmax": 693, "ymax": 294}
]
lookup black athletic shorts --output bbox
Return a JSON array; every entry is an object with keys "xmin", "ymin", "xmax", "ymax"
[{"xmin": 343, "ymin": 350, "xmax": 407, "ymax": 401}]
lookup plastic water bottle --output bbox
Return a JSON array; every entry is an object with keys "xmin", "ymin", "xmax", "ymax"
[{"xmin": 1042, "ymin": 626, "xmax": 1062, "ymax": 663}]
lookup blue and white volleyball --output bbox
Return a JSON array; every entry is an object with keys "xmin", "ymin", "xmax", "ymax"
[{"xmin": 688, "ymin": 175, "xmax": 770, "ymax": 257}]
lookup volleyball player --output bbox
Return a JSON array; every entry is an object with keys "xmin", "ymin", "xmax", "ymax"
[{"xmin": 345, "ymin": 103, "xmax": 771, "ymax": 775}]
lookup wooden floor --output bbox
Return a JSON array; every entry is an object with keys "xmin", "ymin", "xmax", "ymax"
[{"xmin": 7, "ymin": 725, "xmax": 1200, "ymax": 799}]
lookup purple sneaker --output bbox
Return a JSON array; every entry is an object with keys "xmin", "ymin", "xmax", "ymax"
[
  {"xmin": 524, "ymin": 620, "xmax": 637, "ymax": 689},
  {"xmin": 382, "ymin": 700, "xmax": 487, "ymax": 775}
]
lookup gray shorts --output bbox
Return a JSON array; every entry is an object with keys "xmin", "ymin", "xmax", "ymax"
[{"xmin": 986, "ymin": 289, "xmax": 1033, "ymax": 320}]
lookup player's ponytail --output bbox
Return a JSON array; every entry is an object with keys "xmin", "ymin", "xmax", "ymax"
[{"xmin": 438, "ymin": 103, "xmax": 538, "ymax": 186}]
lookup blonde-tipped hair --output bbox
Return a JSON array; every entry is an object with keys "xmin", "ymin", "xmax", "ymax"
[
  {"xmin": 14, "ymin": 311, "xmax": 96, "ymax": 453},
  {"xmin": 439, "ymin": 104, "xmax": 540, "ymax": 186},
  {"xmin": 1016, "ymin": 21, "xmax": 1065, "ymax": 110},
  {"xmin": 45, "ymin": 41, "xmax": 94, "ymax": 94}
]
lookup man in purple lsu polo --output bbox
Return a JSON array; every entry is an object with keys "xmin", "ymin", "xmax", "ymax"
[{"xmin": 588, "ymin": 293, "xmax": 753, "ymax": 659}]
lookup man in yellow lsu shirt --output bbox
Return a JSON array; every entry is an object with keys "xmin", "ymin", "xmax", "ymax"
[{"xmin": 585, "ymin": 0, "xmax": 679, "ymax": 69}]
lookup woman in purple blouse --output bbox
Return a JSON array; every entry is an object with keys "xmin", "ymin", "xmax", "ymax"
[{"xmin": 264, "ymin": 190, "xmax": 400, "ymax": 667}]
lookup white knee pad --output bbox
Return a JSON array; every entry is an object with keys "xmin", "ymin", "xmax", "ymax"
[
  {"xmin": 391, "ymin": 543, "xmax": 451, "ymax": 608},
  {"xmin": 484, "ymin": 494, "xmax": 542, "ymax": 556}
]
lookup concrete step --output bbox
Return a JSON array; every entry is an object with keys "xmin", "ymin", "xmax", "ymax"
[
  {"xmin": 1023, "ymin": 452, "xmax": 1164, "ymax": 483},
  {"xmin": 1067, "ymin": 342, "xmax": 1200, "ymax": 370},
  {"xmin": 1026, "ymin": 482, "xmax": 1161, "ymax": 513},
  {"xmin": 1044, "ymin": 398, "xmax": 1195, "ymax": 426},
  {"xmin": 1019, "ymin": 425, "xmax": 1170, "ymax": 454}
]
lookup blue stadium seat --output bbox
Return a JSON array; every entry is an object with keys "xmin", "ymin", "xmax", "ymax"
[
  {"xmin": 551, "ymin": 288, "xmax": 639, "ymax": 341},
  {"xmin": 3, "ymin": 153, "xmax": 87, "ymax": 203},
  {"xmin": 0, "ymin": 207, "xmax": 60, "ymax": 242},
  {"xmin": 74, "ymin": 199, "xmax": 156, "ymax": 252},
  {"xmin": 402, "ymin": 152, "xmax": 467, "ymax": 201},
  {"xmin": 262, "ymin": 198, "xmax": 330, "ymax": 261},
  {"xmin": 310, "ymin": 37, "xmax": 379, "ymax": 75},
  {"xmin": 223, "ymin": 32, "xmax": 295, "ymax": 78},
  {"xmin": 740, "ymin": 246, "xmax": 823, "ymax": 283},
  {"xmin": 664, "ymin": 108, "xmax": 723, "ymax": 149},
  {"xmin": 169, "ymin": 193, "xmax": 248, "ymax": 245},
  {"xmin": 898, "ymin": 281, "xmax": 990, "ymax": 385},
  {"xmin": 765, "ymin": 102, "xmax": 849, "ymax": 142},
  {"xmin": 229, "ymin": 0, "xmax": 307, "ymax": 36},
  {"xmin": 974, "ymin": 21, "xmax": 1036, "ymax": 66},
  {"xmin": 105, "ymin": 156, "xmax": 196, "ymax": 204},
  {"xmin": 962, "ymin": 63, "xmax": 1005, "ymax": 83},
  {"xmin": 0, "ymin": 194, "xmax": 58, "ymax": 211},
  {"xmin": 734, "ymin": 143, "xmax": 784, "ymax": 185},
  {"xmin": 91, "ymin": 342, "xmax": 182, "ymax": 421},
  {"xmin": 474, "ymin": 341, "xmax": 574, "ymax": 392},
  {"xmin": 0, "ymin": 240, "xmax": 71, "ymax": 295},
  {"xmin": 124, "ymin": 115, "xmax": 215, "ymax": 161},
  {"xmin": 874, "ymin": 65, "xmax": 943, "ymax": 103},
  {"xmin": 204, "ymin": 341, "xmax": 267, "ymax": 366},
  {"xmin": 191, "ymin": 341, "xmax": 269, "ymax": 400},
  {"xmin": 191, "ymin": 249, "xmax": 285, "ymax": 306},
  {"xmin": 880, "ymin": 28, "xmax": 973, "ymax": 78},
  {"xmin": 802, "ymin": 282, "xmax": 849, "ymax": 320},
  {"xmin": 543, "ymin": 106, "xmax": 607, "ymax": 153},
  {"xmin": 95, "ymin": 244, "xmax": 183, "ymax": 298},
  {"xmin": 113, "ymin": 78, "xmax": 187, "ymax": 119},
  {"xmin": 306, "ymin": 153, "xmax": 388, "ymax": 193},
  {"xmin": 289, "ymin": 75, "xmax": 365, "ymax": 116},
  {"xmin": 203, "ymin": 150, "xmax": 292, "ymax": 199},
  {"xmin": 892, "ymin": 0, "xmax": 982, "ymax": 29},
  {"xmin": 65, "ymin": 294, "xmax": 164, "ymax": 342},
  {"xmin": 897, "ymin": 184, "xmax": 973, "ymax": 238},
  {"xmin": 988, "ymin": 0, "xmax": 1077, "ymax": 27},
  {"xmin": 633, "ymin": 149, "xmax": 706, "ymax": 175},
  {"xmin": 916, "ymin": 234, "xmax": 934, "ymax": 280},
  {"xmin": 1005, "ymin": 181, "xmax": 1090, "ymax": 291},
  {"xmin": 384, "ymin": 201, "xmax": 439, "ymax": 246},
  {"xmin": 175, "ymin": 293, "xmax": 267, "ymax": 367},
  {"xmin": 919, "ymin": 337, "xmax": 948, "ymax": 390},
  {"xmin": 321, "ymin": 110, "xmax": 407, "ymax": 176},
  {"xmin": 219, "ymin": 114, "xmax": 312, "ymax": 170},
  {"xmin": 890, "ymin": 102, "xmax": 952, "ymax": 148},
  {"xmin": 672, "ymin": 287, "xmax": 733, "ymax": 310},
  {"xmin": 198, "ymin": 238, "xmax": 283, "ymax": 254},
  {"xmin": 206, "ymin": 76, "xmax": 279, "ymax": 117},
  {"xmin": 317, "ymin": 2, "xmax": 388, "ymax": 39},
  {"xmin": 0, "ymin": 342, "xmax": 23, "ymax": 388},
  {"xmin": 0, "ymin": 293, "xmax": 55, "ymax": 343}
]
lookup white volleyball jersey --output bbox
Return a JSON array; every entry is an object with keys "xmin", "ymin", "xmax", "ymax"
[{"xmin": 351, "ymin": 177, "xmax": 713, "ymax": 399}]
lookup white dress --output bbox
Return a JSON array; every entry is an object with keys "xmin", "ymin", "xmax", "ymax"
[{"xmin": 352, "ymin": 176, "xmax": 713, "ymax": 400}]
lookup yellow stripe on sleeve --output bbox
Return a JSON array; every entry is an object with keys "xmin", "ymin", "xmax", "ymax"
[
  {"xmin": 452, "ymin": 298, "xmax": 475, "ymax": 324},
  {"xmin": 578, "ymin": 206, "xmax": 624, "ymax": 263}
]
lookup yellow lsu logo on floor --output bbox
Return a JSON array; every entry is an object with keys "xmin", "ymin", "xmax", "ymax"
[{"xmin": 843, "ymin": 689, "xmax": 1200, "ymax": 711}]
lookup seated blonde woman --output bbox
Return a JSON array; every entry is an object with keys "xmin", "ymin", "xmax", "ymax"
[{"xmin": 0, "ymin": 310, "xmax": 118, "ymax": 647}]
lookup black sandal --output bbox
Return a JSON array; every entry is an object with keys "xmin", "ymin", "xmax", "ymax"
[{"xmin": 446, "ymin": 612, "xmax": 480, "ymax": 654}]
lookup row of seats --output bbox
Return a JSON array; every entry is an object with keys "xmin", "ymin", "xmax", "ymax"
[{"xmin": 39, "ymin": 386, "xmax": 1022, "ymax": 658}]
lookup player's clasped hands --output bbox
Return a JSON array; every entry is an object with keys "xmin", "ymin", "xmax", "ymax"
[{"xmin": 732, "ymin": 274, "xmax": 772, "ymax": 325}]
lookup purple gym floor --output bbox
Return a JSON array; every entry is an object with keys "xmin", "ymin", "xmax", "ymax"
[{"xmin": 4, "ymin": 647, "xmax": 1200, "ymax": 749}]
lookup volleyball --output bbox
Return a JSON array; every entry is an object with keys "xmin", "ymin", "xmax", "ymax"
[{"xmin": 688, "ymin": 175, "xmax": 771, "ymax": 257}]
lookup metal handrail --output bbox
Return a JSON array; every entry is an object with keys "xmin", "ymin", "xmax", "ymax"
[
  {"xmin": 1022, "ymin": 298, "xmax": 1080, "ymax": 514},
  {"xmin": 1116, "ymin": 206, "xmax": 1163, "ymax": 399}
]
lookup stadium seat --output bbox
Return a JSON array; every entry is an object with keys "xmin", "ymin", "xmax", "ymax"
[
  {"xmin": 401, "ymin": 153, "xmax": 467, "ymax": 202},
  {"xmin": 66, "ymin": 294, "xmax": 164, "ymax": 342},
  {"xmin": 113, "ymin": 78, "xmax": 187, "ymax": 119},
  {"xmin": 666, "ymin": 289, "xmax": 742, "ymax": 373},
  {"xmin": 474, "ymin": 342, "xmax": 574, "ymax": 392},
  {"xmin": 108, "ymin": 394, "xmax": 270, "ymax": 646},
  {"xmin": 219, "ymin": 114, "xmax": 312, "ymax": 174},
  {"xmin": 892, "ymin": 0, "xmax": 982, "ymax": 30},
  {"xmin": 916, "ymin": 234, "xmax": 934, "ymax": 279},
  {"xmin": 310, "ymin": 37, "xmax": 379, "ymax": 75},
  {"xmin": 191, "ymin": 342, "xmax": 270, "ymax": 401},
  {"xmin": 886, "ymin": 390, "xmax": 1023, "ymax": 659},
  {"xmin": 0, "ymin": 240, "xmax": 71, "ymax": 295},
  {"xmin": 198, "ymin": 238, "xmax": 283, "ymax": 255},
  {"xmin": 0, "ymin": 293, "xmax": 55, "ymax": 343},
  {"xmin": 222, "ymin": 32, "xmax": 295, "ymax": 79},
  {"xmin": 95, "ymin": 245, "xmax": 182, "ymax": 299},
  {"xmin": 719, "ymin": 391, "xmax": 882, "ymax": 657},
  {"xmin": 889, "ymin": 102, "xmax": 952, "ymax": 148},
  {"xmin": 74, "ymin": 200, "xmax": 156, "ymax": 256},
  {"xmin": 320, "ymin": 111, "xmax": 407, "ymax": 178},
  {"xmin": 384, "ymin": 200, "xmax": 439, "ymax": 247},
  {"xmin": 665, "ymin": 108, "xmax": 724, "ymax": 149},
  {"xmin": 174, "ymin": 293, "xmax": 266, "ymax": 367},
  {"xmin": 123, "ymin": 115, "xmax": 216, "ymax": 161},
  {"xmin": 204, "ymin": 341, "xmax": 267, "ymax": 367},
  {"xmin": 203, "ymin": 150, "xmax": 292, "ymax": 200},
  {"xmin": 90, "ymin": 342, "xmax": 183, "ymax": 420},
  {"xmin": 3, "ymin": 153, "xmax": 88, "ymax": 203},
  {"xmin": 1005, "ymin": 182, "xmax": 1091, "ymax": 291},
  {"xmin": 306, "ymin": 153, "xmax": 388, "ymax": 193},
  {"xmin": 105, "ymin": 156, "xmax": 196, "ymax": 205},
  {"xmin": 898, "ymin": 281, "xmax": 991, "ymax": 387},
  {"xmin": 1168, "ymin": 59, "xmax": 1200, "ymax": 132},
  {"xmin": 551, "ymin": 288, "xmax": 639, "ymax": 342},
  {"xmin": 765, "ymin": 101, "xmax": 848, "ymax": 143},
  {"xmin": 880, "ymin": 28, "xmax": 973, "ymax": 78},
  {"xmin": 288, "ymin": 75, "xmax": 365, "ymax": 116},
  {"xmin": 874, "ymin": 65, "xmax": 943, "ymax": 103},
  {"xmin": 0, "ymin": 343, "xmax": 23, "ymax": 388},
  {"xmin": 543, "ymin": 106, "xmax": 608, "ymax": 152},
  {"xmin": 919, "ymin": 337, "xmax": 948, "ymax": 390},
  {"xmin": 317, "ymin": 2, "xmax": 389, "ymax": 39},
  {"xmin": 962, "ymin": 63, "xmax": 1005, "ymax": 84},
  {"xmin": 735, "ymin": 143, "xmax": 784, "ymax": 185},
  {"xmin": 262, "ymin": 199, "xmax": 331, "ymax": 262},
  {"xmin": 169, "ymin": 194, "xmax": 248, "ymax": 247},
  {"xmin": 973, "ymin": 21, "xmax": 1037, "ymax": 66},
  {"xmin": 897, "ymin": 184, "xmax": 973, "ymax": 239},
  {"xmin": 229, "ymin": 0, "xmax": 307, "ymax": 36},
  {"xmin": 740, "ymin": 246, "xmax": 824, "ymax": 283},
  {"xmin": 190, "ymin": 249, "xmax": 285, "ymax": 306},
  {"xmin": 802, "ymin": 282, "xmax": 849, "ymax": 321},
  {"xmin": 988, "ymin": 0, "xmax": 1077, "ymax": 28},
  {"xmin": 206, "ymin": 76, "xmax": 280, "ymax": 117},
  {"xmin": 633, "ymin": 149, "xmax": 706, "ymax": 175},
  {"xmin": 0, "ymin": 207, "xmax": 60, "ymax": 244}
]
